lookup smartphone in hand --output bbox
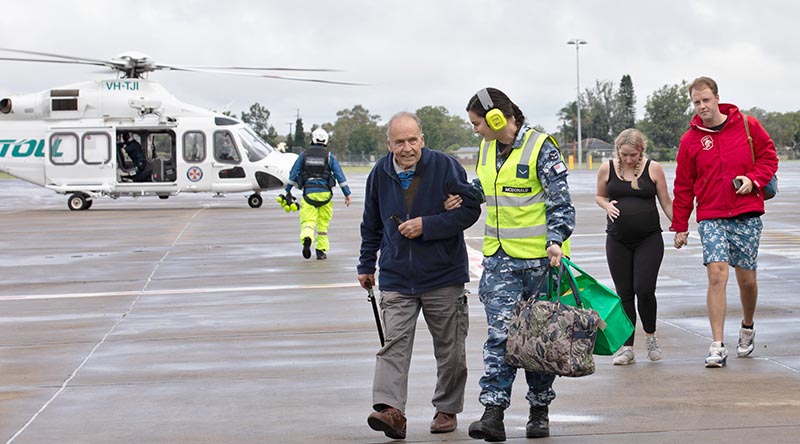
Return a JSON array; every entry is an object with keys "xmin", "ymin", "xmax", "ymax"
[{"xmin": 733, "ymin": 178, "xmax": 744, "ymax": 190}]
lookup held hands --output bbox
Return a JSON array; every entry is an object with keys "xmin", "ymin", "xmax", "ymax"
[
  {"xmin": 443, "ymin": 194, "xmax": 462, "ymax": 211},
  {"xmin": 606, "ymin": 200, "xmax": 620, "ymax": 222},
  {"xmin": 674, "ymin": 231, "xmax": 689, "ymax": 249}
]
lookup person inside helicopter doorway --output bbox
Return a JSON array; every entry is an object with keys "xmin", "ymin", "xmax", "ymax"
[
  {"xmin": 284, "ymin": 128, "xmax": 352, "ymax": 260},
  {"xmin": 121, "ymin": 131, "xmax": 152, "ymax": 182}
]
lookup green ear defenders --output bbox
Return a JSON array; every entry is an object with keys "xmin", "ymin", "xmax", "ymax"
[{"xmin": 476, "ymin": 88, "xmax": 507, "ymax": 132}]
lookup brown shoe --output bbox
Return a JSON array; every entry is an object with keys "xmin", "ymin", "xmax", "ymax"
[
  {"xmin": 368, "ymin": 407, "xmax": 406, "ymax": 439},
  {"xmin": 430, "ymin": 411, "xmax": 457, "ymax": 433}
]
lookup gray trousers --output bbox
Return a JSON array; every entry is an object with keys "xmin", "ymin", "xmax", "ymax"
[{"xmin": 372, "ymin": 284, "xmax": 469, "ymax": 414}]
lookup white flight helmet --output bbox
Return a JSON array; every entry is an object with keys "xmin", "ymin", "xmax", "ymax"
[{"xmin": 311, "ymin": 128, "xmax": 329, "ymax": 146}]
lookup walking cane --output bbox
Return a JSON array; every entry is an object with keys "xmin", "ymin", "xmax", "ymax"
[{"xmin": 366, "ymin": 284, "xmax": 385, "ymax": 347}]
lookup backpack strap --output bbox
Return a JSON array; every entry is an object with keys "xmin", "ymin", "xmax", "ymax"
[{"xmin": 743, "ymin": 114, "xmax": 755, "ymax": 164}]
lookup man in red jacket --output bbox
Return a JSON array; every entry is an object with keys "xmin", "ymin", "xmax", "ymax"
[{"xmin": 672, "ymin": 76, "xmax": 778, "ymax": 368}]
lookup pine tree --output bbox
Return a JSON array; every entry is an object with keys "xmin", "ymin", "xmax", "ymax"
[
  {"xmin": 617, "ymin": 75, "xmax": 636, "ymax": 132},
  {"xmin": 294, "ymin": 116, "xmax": 306, "ymax": 149}
]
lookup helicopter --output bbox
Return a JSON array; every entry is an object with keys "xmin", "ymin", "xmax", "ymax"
[{"xmin": 0, "ymin": 48, "xmax": 359, "ymax": 210}]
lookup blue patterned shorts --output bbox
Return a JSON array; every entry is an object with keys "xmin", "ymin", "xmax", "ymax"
[{"xmin": 698, "ymin": 216, "xmax": 762, "ymax": 270}]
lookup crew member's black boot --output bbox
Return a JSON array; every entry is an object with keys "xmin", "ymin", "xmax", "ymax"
[
  {"xmin": 315, "ymin": 249, "xmax": 327, "ymax": 260},
  {"xmin": 468, "ymin": 405, "xmax": 505, "ymax": 442},
  {"xmin": 526, "ymin": 405, "xmax": 550, "ymax": 438},
  {"xmin": 302, "ymin": 237, "xmax": 311, "ymax": 259}
]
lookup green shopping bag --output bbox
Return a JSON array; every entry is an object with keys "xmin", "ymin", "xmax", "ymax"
[{"xmin": 552, "ymin": 258, "xmax": 634, "ymax": 355}]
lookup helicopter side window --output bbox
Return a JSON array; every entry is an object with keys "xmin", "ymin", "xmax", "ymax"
[
  {"xmin": 183, "ymin": 131, "xmax": 206, "ymax": 163},
  {"xmin": 49, "ymin": 133, "xmax": 79, "ymax": 165},
  {"xmin": 214, "ymin": 131, "xmax": 240, "ymax": 164},
  {"xmin": 82, "ymin": 133, "xmax": 111, "ymax": 165}
]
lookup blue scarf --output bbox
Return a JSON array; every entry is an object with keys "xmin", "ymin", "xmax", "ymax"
[{"xmin": 397, "ymin": 170, "xmax": 415, "ymax": 190}]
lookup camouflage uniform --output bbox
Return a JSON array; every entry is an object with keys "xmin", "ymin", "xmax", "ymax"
[{"xmin": 477, "ymin": 126, "xmax": 575, "ymax": 409}]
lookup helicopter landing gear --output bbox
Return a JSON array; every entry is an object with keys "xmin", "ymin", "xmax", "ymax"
[
  {"xmin": 248, "ymin": 193, "xmax": 263, "ymax": 208},
  {"xmin": 67, "ymin": 193, "xmax": 92, "ymax": 211}
]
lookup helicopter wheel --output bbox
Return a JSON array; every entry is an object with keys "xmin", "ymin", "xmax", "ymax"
[
  {"xmin": 248, "ymin": 193, "xmax": 263, "ymax": 208},
  {"xmin": 67, "ymin": 193, "xmax": 91, "ymax": 211}
]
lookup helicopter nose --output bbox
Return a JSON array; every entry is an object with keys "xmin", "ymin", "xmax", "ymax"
[
  {"xmin": 255, "ymin": 151, "xmax": 298, "ymax": 190},
  {"xmin": 271, "ymin": 151, "xmax": 299, "ymax": 173}
]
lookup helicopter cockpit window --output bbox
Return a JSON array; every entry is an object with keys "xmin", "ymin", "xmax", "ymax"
[
  {"xmin": 237, "ymin": 126, "xmax": 273, "ymax": 162},
  {"xmin": 82, "ymin": 133, "xmax": 111, "ymax": 165},
  {"xmin": 183, "ymin": 131, "xmax": 205, "ymax": 163},
  {"xmin": 214, "ymin": 131, "xmax": 240, "ymax": 164},
  {"xmin": 50, "ymin": 133, "xmax": 79, "ymax": 165}
]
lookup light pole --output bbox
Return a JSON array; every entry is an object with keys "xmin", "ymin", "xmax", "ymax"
[{"xmin": 567, "ymin": 38, "xmax": 587, "ymax": 169}]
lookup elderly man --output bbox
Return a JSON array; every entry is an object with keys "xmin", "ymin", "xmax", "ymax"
[{"xmin": 358, "ymin": 112, "xmax": 481, "ymax": 440}]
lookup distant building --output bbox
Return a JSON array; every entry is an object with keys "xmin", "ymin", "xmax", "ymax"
[
  {"xmin": 452, "ymin": 146, "xmax": 479, "ymax": 164},
  {"xmin": 562, "ymin": 138, "xmax": 614, "ymax": 163}
]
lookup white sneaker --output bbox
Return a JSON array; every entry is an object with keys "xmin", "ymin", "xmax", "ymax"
[
  {"xmin": 613, "ymin": 346, "xmax": 635, "ymax": 365},
  {"xmin": 646, "ymin": 335, "xmax": 663, "ymax": 361},
  {"xmin": 705, "ymin": 341, "xmax": 728, "ymax": 368},
  {"xmin": 737, "ymin": 327, "xmax": 755, "ymax": 357}
]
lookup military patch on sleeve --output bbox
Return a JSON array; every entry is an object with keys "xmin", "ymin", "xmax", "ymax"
[
  {"xmin": 552, "ymin": 161, "xmax": 567, "ymax": 175},
  {"xmin": 516, "ymin": 164, "xmax": 530, "ymax": 179},
  {"xmin": 548, "ymin": 150, "xmax": 561, "ymax": 161}
]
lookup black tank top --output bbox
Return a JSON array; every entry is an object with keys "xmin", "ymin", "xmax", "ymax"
[{"xmin": 606, "ymin": 159, "xmax": 662, "ymax": 242}]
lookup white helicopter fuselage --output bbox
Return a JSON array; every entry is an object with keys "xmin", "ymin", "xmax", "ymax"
[{"xmin": 0, "ymin": 78, "xmax": 297, "ymax": 209}]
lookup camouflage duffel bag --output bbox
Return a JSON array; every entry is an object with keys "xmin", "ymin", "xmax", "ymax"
[
  {"xmin": 506, "ymin": 299, "xmax": 600, "ymax": 377},
  {"xmin": 505, "ymin": 261, "xmax": 601, "ymax": 377}
]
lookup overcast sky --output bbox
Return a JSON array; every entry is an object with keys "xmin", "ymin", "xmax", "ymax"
[{"xmin": 2, "ymin": 0, "xmax": 798, "ymax": 139}]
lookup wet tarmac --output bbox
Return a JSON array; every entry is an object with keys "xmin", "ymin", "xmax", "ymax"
[{"xmin": 1, "ymin": 163, "xmax": 799, "ymax": 443}]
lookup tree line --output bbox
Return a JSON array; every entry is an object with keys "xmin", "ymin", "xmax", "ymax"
[{"xmin": 227, "ymin": 76, "xmax": 800, "ymax": 162}]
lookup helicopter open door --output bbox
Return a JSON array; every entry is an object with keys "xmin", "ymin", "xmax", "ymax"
[{"xmin": 44, "ymin": 128, "xmax": 116, "ymax": 197}]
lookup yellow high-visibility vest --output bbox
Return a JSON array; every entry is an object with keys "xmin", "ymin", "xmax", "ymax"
[{"xmin": 476, "ymin": 129, "xmax": 571, "ymax": 259}]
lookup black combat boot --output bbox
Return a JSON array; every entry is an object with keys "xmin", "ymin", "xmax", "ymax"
[
  {"xmin": 468, "ymin": 405, "xmax": 505, "ymax": 442},
  {"xmin": 526, "ymin": 405, "xmax": 549, "ymax": 438},
  {"xmin": 315, "ymin": 249, "xmax": 327, "ymax": 260}
]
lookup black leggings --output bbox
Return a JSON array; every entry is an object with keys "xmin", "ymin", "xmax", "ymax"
[{"xmin": 605, "ymin": 232, "xmax": 664, "ymax": 346}]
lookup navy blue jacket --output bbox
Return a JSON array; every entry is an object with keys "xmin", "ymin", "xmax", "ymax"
[{"xmin": 358, "ymin": 148, "xmax": 481, "ymax": 294}]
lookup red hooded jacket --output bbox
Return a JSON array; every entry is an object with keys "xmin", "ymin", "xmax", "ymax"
[{"xmin": 671, "ymin": 103, "xmax": 779, "ymax": 232}]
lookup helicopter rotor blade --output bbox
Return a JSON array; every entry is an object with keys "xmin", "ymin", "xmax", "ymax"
[
  {"xmin": 160, "ymin": 66, "xmax": 367, "ymax": 86},
  {"xmin": 0, "ymin": 48, "xmax": 366, "ymax": 85},
  {"xmin": 0, "ymin": 47, "xmax": 115, "ymax": 66},
  {"xmin": 0, "ymin": 56, "xmax": 110, "ymax": 68},
  {"xmin": 166, "ymin": 64, "xmax": 342, "ymax": 73}
]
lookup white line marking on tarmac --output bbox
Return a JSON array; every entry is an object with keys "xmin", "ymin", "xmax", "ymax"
[
  {"xmin": 6, "ymin": 208, "xmax": 206, "ymax": 444},
  {"xmin": 0, "ymin": 282, "xmax": 362, "ymax": 301}
]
